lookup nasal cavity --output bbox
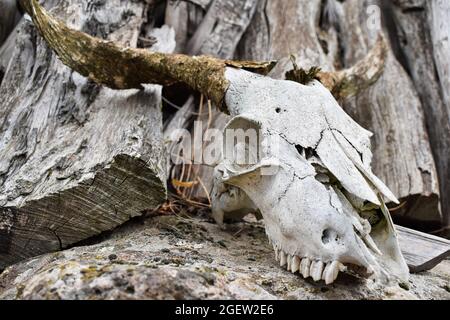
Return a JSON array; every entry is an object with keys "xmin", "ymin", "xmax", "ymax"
[{"xmin": 321, "ymin": 228, "xmax": 341, "ymax": 245}]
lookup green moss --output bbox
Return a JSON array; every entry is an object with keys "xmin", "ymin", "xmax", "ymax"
[{"xmin": 285, "ymin": 55, "xmax": 321, "ymax": 85}]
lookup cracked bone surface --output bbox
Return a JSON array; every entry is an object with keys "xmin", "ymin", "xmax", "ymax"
[
  {"xmin": 19, "ymin": 0, "xmax": 408, "ymax": 285},
  {"xmin": 211, "ymin": 68, "xmax": 409, "ymax": 284}
]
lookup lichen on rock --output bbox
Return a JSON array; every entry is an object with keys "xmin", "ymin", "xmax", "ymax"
[{"xmin": 0, "ymin": 213, "xmax": 448, "ymax": 300}]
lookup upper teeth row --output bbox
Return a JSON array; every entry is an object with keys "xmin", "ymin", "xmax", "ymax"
[{"xmin": 274, "ymin": 246, "xmax": 346, "ymax": 285}]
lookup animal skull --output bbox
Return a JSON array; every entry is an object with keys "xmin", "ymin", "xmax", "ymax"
[
  {"xmin": 22, "ymin": 0, "xmax": 409, "ymax": 286},
  {"xmin": 211, "ymin": 68, "xmax": 409, "ymax": 284}
]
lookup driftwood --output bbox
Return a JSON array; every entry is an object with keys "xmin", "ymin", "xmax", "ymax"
[
  {"xmin": 186, "ymin": 0, "xmax": 259, "ymax": 57},
  {"xmin": 390, "ymin": 0, "xmax": 450, "ymax": 232},
  {"xmin": 396, "ymin": 225, "xmax": 450, "ymax": 273},
  {"xmin": 0, "ymin": 0, "xmax": 21, "ymax": 81},
  {"xmin": 0, "ymin": 0, "xmax": 169, "ymax": 268},
  {"xmin": 165, "ymin": 0, "xmax": 206, "ymax": 53},
  {"xmin": 335, "ymin": 0, "xmax": 441, "ymax": 228},
  {"xmin": 0, "ymin": 0, "xmax": 21, "ymax": 46}
]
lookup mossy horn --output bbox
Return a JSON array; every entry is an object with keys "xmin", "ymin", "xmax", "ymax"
[{"xmin": 18, "ymin": 0, "xmax": 276, "ymax": 112}]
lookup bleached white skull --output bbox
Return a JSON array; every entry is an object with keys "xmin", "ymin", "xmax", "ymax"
[
  {"xmin": 22, "ymin": 0, "xmax": 408, "ymax": 286},
  {"xmin": 211, "ymin": 68, "xmax": 409, "ymax": 284}
]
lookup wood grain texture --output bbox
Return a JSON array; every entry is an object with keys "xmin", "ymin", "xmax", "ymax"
[
  {"xmin": 337, "ymin": 0, "xmax": 441, "ymax": 225},
  {"xmin": 397, "ymin": 225, "xmax": 450, "ymax": 272},
  {"xmin": 0, "ymin": 21, "xmax": 20, "ymax": 85},
  {"xmin": 429, "ymin": 0, "xmax": 450, "ymax": 143},
  {"xmin": 0, "ymin": 0, "xmax": 168, "ymax": 268},
  {"xmin": 238, "ymin": 0, "xmax": 336, "ymax": 77},
  {"xmin": 426, "ymin": 0, "xmax": 450, "ymax": 230},
  {"xmin": 186, "ymin": 0, "xmax": 259, "ymax": 57},
  {"xmin": 390, "ymin": 0, "xmax": 450, "ymax": 231},
  {"xmin": 0, "ymin": 0, "xmax": 21, "ymax": 46},
  {"xmin": 165, "ymin": 0, "xmax": 207, "ymax": 53},
  {"xmin": 0, "ymin": 0, "xmax": 22, "ymax": 82}
]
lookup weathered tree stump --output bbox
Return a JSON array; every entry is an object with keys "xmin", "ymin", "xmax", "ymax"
[
  {"xmin": 390, "ymin": 0, "xmax": 450, "ymax": 232},
  {"xmin": 337, "ymin": 0, "xmax": 441, "ymax": 228},
  {"xmin": 0, "ymin": 0, "xmax": 168, "ymax": 268}
]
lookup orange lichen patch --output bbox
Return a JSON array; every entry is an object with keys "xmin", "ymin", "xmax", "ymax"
[{"xmin": 171, "ymin": 179, "xmax": 198, "ymax": 189}]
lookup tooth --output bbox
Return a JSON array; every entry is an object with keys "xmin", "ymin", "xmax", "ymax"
[
  {"xmin": 322, "ymin": 265, "xmax": 327, "ymax": 281},
  {"xmin": 280, "ymin": 251, "xmax": 287, "ymax": 267},
  {"xmin": 287, "ymin": 254, "xmax": 292, "ymax": 271},
  {"xmin": 300, "ymin": 258, "xmax": 311, "ymax": 278},
  {"xmin": 323, "ymin": 261, "xmax": 340, "ymax": 285},
  {"xmin": 310, "ymin": 260, "xmax": 324, "ymax": 282},
  {"xmin": 291, "ymin": 256, "xmax": 301, "ymax": 273}
]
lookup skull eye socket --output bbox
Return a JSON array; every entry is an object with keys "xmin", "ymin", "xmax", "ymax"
[{"xmin": 223, "ymin": 117, "xmax": 263, "ymax": 169}]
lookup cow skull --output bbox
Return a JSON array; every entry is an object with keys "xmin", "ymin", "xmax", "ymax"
[
  {"xmin": 211, "ymin": 68, "xmax": 409, "ymax": 284},
  {"xmin": 22, "ymin": 0, "xmax": 409, "ymax": 286}
]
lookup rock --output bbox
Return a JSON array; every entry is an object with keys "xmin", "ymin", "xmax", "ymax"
[{"xmin": 0, "ymin": 213, "xmax": 448, "ymax": 300}]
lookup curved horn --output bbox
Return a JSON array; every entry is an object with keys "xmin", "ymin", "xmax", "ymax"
[
  {"xmin": 19, "ymin": 0, "xmax": 275, "ymax": 112},
  {"xmin": 317, "ymin": 34, "xmax": 388, "ymax": 99},
  {"xmin": 285, "ymin": 35, "xmax": 387, "ymax": 99}
]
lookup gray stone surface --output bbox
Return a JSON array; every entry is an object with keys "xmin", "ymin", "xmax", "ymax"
[{"xmin": 0, "ymin": 213, "xmax": 448, "ymax": 300}]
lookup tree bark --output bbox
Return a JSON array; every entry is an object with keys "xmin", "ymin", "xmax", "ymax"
[
  {"xmin": 0, "ymin": 0, "xmax": 21, "ymax": 82},
  {"xmin": 165, "ymin": 0, "xmax": 206, "ymax": 53},
  {"xmin": 0, "ymin": 0, "xmax": 21, "ymax": 46},
  {"xmin": 389, "ymin": 0, "xmax": 450, "ymax": 231},
  {"xmin": 0, "ymin": 0, "xmax": 168, "ymax": 268},
  {"xmin": 335, "ymin": 0, "xmax": 441, "ymax": 228}
]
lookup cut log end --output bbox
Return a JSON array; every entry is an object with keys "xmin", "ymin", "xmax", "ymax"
[
  {"xmin": 0, "ymin": 0, "xmax": 168, "ymax": 269},
  {"xmin": 0, "ymin": 154, "xmax": 166, "ymax": 269}
]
